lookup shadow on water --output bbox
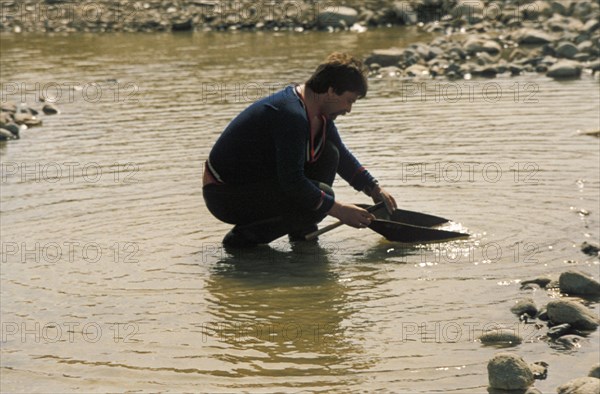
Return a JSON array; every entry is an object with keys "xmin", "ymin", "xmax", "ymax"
[{"xmin": 197, "ymin": 242, "xmax": 378, "ymax": 385}]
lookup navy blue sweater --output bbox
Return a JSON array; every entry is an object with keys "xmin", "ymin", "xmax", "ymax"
[{"xmin": 208, "ymin": 85, "xmax": 376, "ymax": 216}]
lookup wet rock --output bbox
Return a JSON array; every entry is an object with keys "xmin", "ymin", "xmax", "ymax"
[
  {"xmin": 515, "ymin": 28, "xmax": 555, "ymax": 45},
  {"xmin": 581, "ymin": 242, "xmax": 600, "ymax": 257},
  {"xmin": 510, "ymin": 298, "xmax": 538, "ymax": 317},
  {"xmin": 479, "ymin": 329, "xmax": 523, "ymax": 345},
  {"xmin": 393, "ymin": 1, "xmax": 417, "ymax": 25},
  {"xmin": 42, "ymin": 103, "xmax": 59, "ymax": 115},
  {"xmin": 522, "ymin": 1, "xmax": 553, "ymax": 20},
  {"xmin": 317, "ymin": 6, "xmax": 358, "ymax": 29},
  {"xmin": 559, "ymin": 271, "xmax": 600, "ymax": 296},
  {"xmin": 557, "ymin": 377, "xmax": 600, "ymax": 394},
  {"xmin": 546, "ymin": 60, "xmax": 582, "ymax": 79},
  {"xmin": 405, "ymin": 64, "xmax": 429, "ymax": 77},
  {"xmin": 1, "ymin": 102, "xmax": 17, "ymax": 113},
  {"xmin": 365, "ymin": 48, "xmax": 405, "ymax": 67},
  {"xmin": 451, "ymin": 0, "xmax": 484, "ymax": 23},
  {"xmin": 582, "ymin": 18, "xmax": 600, "ymax": 33},
  {"xmin": 464, "ymin": 37, "xmax": 502, "ymax": 55},
  {"xmin": 553, "ymin": 334, "xmax": 583, "ymax": 350},
  {"xmin": 487, "ymin": 353, "xmax": 535, "ymax": 391},
  {"xmin": 547, "ymin": 323, "xmax": 572, "ymax": 338},
  {"xmin": 0, "ymin": 127, "xmax": 18, "ymax": 141},
  {"xmin": 589, "ymin": 364, "xmax": 600, "ymax": 378},
  {"xmin": 551, "ymin": 1, "xmax": 571, "ymax": 16},
  {"xmin": 556, "ymin": 42, "xmax": 579, "ymax": 59},
  {"xmin": 546, "ymin": 300, "xmax": 599, "ymax": 330},
  {"xmin": 14, "ymin": 112, "xmax": 42, "ymax": 127},
  {"xmin": 530, "ymin": 361, "xmax": 548, "ymax": 380},
  {"xmin": 172, "ymin": 18, "xmax": 193, "ymax": 32},
  {"xmin": 521, "ymin": 277, "xmax": 553, "ymax": 289}
]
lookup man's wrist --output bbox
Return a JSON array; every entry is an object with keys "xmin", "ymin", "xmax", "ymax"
[{"xmin": 363, "ymin": 180, "xmax": 379, "ymax": 197}]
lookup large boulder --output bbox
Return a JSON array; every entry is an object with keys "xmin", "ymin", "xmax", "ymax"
[
  {"xmin": 546, "ymin": 300, "xmax": 599, "ymax": 330},
  {"xmin": 487, "ymin": 353, "xmax": 534, "ymax": 390},
  {"xmin": 557, "ymin": 377, "xmax": 600, "ymax": 394},
  {"xmin": 559, "ymin": 271, "xmax": 600, "ymax": 296},
  {"xmin": 317, "ymin": 6, "xmax": 358, "ymax": 28}
]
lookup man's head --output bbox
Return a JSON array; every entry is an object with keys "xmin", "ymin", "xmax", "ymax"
[{"xmin": 306, "ymin": 52, "xmax": 368, "ymax": 99}]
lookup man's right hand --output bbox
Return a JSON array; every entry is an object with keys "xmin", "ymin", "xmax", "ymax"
[{"xmin": 328, "ymin": 202, "xmax": 375, "ymax": 228}]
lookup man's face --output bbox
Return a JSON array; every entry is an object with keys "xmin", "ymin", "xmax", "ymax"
[{"xmin": 322, "ymin": 88, "xmax": 359, "ymax": 120}]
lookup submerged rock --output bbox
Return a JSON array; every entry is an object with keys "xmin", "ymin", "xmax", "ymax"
[
  {"xmin": 510, "ymin": 298, "xmax": 538, "ymax": 317},
  {"xmin": 546, "ymin": 300, "xmax": 599, "ymax": 330},
  {"xmin": 557, "ymin": 377, "xmax": 600, "ymax": 394},
  {"xmin": 479, "ymin": 329, "xmax": 523, "ymax": 345},
  {"xmin": 589, "ymin": 364, "xmax": 600, "ymax": 378},
  {"xmin": 487, "ymin": 353, "xmax": 535, "ymax": 390},
  {"xmin": 581, "ymin": 242, "xmax": 600, "ymax": 257},
  {"xmin": 559, "ymin": 271, "xmax": 600, "ymax": 296}
]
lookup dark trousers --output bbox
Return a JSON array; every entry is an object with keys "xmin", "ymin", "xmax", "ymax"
[{"xmin": 203, "ymin": 141, "xmax": 339, "ymax": 243}]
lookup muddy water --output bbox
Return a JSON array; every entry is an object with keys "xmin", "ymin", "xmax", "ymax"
[{"xmin": 1, "ymin": 29, "xmax": 599, "ymax": 393}]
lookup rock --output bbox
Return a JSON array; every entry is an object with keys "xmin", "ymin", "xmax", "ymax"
[
  {"xmin": 556, "ymin": 42, "xmax": 579, "ymax": 59},
  {"xmin": 551, "ymin": 1, "xmax": 570, "ymax": 16},
  {"xmin": 405, "ymin": 64, "xmax": 429, "ymax": 77},
  {"xmin": 1, "ymin": 102, "xmax": 17, "ymax": 113},
  {"xmin": 582, "ymin": 18, "xmax": 600, "ymax": 33},
  {"xmin": 0, "ymin": 128, "xmax": 18, "ymax": 141},
  {"xmin": 464, "ymin": 37, "xmax": 502, "ymax": 55},
  {"xmin": 487, "ymin": 353, "xmax": 535, "ymax": 390},
  {"xmin": 522, "ymin": 1, "xmax": 553, "ymax": 20},
  {"xmin": 393, "ymin": 1, "xmax": 417, "ymax": 25},
  {"xmin": 546, "ymin": 300, "xmax": 599, "ymax": 330},
  {"xmin": 172, "ymin": 18, "xmax": 193, "ymax": 31},
  {"xmin": 451, "ymin": 0, "xmax": 484, "ymax": 23},
  {"xmin": 547, "ymin": 323, "xmax": 572, "ymax": 338},
  {"xmin": 557, "ymin": 377, "xmax": 600, "ymax": 394},
  {"xmin": 524, "ymin": 388, "xmax": 543, "ymax": 394},
  {"xmin": 521, "ymin": 277, "xmax": 553, "ymax": 289},
  {"xmin": 317, "ymin": 6, "xmax": 358, "ymax": 29},
  {"xmin": 581, "ymin": 242, "xmax": 600, "ymax": 257},
  {"xmin": 479, "ymin": 329, "xmax": 523, "ymax": 345},
  {"xmin": 559, "ymin": 271, "xmax": 600, "ymax": 296},
  {"xmin": 553, "ymin": 334, "xmax": 583, "ymax": 349},
  {"xmin": 42, "ymin": 103, "xmax": 59, "ymax": 115},
  {"xmin": 546, "ymin": 60, "xmax": 582, "ymax": 79},
  {"xmin": 510, "ymin": 298, "xmax": 538, "ymax": 317},
  {"xmin": 589, "ymin": 364, "xmax": 600, "ymax": 378},
  {"xmin": 530, "ymin": 361, "xmax": 548, "ymax": 380},
  {"xmin": 515, "ymin": 28, "xmax": 554, "ymax": 45},
  {"xmin": 365, "ymin": 48, "xmax": 405, "ymax": 67}
]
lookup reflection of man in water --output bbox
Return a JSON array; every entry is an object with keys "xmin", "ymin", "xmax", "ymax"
[{"xmin": 203, "ymin": 52, "xmax": 397, "ymax": 247}]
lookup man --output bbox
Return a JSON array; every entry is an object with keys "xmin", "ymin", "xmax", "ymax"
[{"xmin": 203, "ymin": 52, "xmax": 397, "ymax": 247}]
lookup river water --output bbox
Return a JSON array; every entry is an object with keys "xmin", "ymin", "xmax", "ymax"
[{"xmin": 1, "ymin": 28, "xmax": 599, "ymax": 393}]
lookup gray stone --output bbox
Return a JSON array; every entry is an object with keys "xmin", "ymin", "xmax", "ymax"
[
  {"xmin": 464, "ymin": 37, "xmax": 502, "ymax": 55},
  {"xmin": 547, "ymin": 323, "xmax": 572, "ymax": 338},
  {"xmin": 581, "ymin": 242, "xmax": 600, "ymax": 257},
  {"xmin": 556, "ymin": 42, "xmax": 579, "ymax": 59},
  {"xmin": 510, "ymin": 298, "xmax": 538, "ymax": 317},
  {"xmin": 546, "ymin": 60, "xmax": 582, "ymax": 79},
  {"xmin": 583, "ymin": 18, "xmax": 600, "ymax": 33},
  {"xmin": 365, "ymin": 48, "xmax": 405, "ymax": 67},
  {"xmin": 522, "ymin": 1, "xmax": 553, "ymax": 20},
  {"xmin": 487, "ymin": 353, "xmax": 534, "ymax": 390},
  {"xmin": 317, "ymin": 6, "xmax": 358, "ymax": 29},
  {"xmin": 451, "ymin": 0, "xmax": 484, "ymax": 23},
  {"xmin": 479, "ymin": 329, "xmax": 523, "ymax": 345},
  {"xmin": 42, "ymin": 103, "xmax": 59, "ymax": 115},
  {"xmin": 557, "ymin": 377, "xmax": 600, "ymax": 394},
  {"xmin": 589, "ymin": 364, "xmax": 600, "ymax": 378},
  {"xmin": 559, "ymin": 271, "xmax": 600, "ymax": 296},
  {"xmin": 393, "ymin": 1, "xmax": 417, "ymax": 25},
  {"xmin": 515, "ymin": 28, "xmax": 555, "ymax": 45},
  {"xmin": 546, "ymin": 300, "xmax": 599, "ymax": 330}
]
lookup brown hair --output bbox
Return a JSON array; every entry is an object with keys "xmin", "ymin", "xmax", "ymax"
[{"xmin": 306, "ymin": 52, "xmax": 368, "ymax": 98}]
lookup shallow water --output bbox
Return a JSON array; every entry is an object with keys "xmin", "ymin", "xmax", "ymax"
[{"xmin": 1, "ymin": 29, "xmax": 599, "ymax": 393}]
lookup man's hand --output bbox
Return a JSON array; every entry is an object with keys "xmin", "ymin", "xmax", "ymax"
[
  {"xmin": 370, "ymin": 185, "xmax": 397, "ymax": 214},
  {"xmin": 328, "ymin": 202, "xmax": 376, "ymax": 228}
]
